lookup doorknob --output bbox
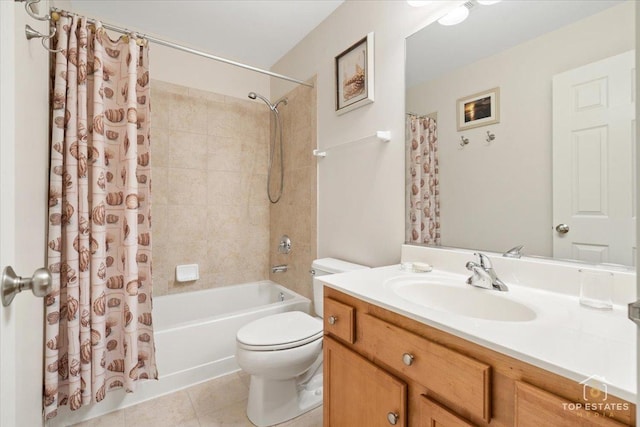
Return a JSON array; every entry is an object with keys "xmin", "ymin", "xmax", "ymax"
[
  {"xmin": 555, "ymin": 223, "xmax": 570, "ymax": 234},
  {"xmin": 1, "ymin": 266, "xmax": 52, "ymax": 307}
]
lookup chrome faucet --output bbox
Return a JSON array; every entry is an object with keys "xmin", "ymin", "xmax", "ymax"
[{"xmin": 465, "ymin": 253, "xmax": 508, "ymax": 292}]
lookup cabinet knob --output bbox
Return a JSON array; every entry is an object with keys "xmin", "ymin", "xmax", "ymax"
[
  {"xmin": 328, "ymin": 315, "xmax": 338, "ymax": 325},
  {"xmin": 402, "ymin": 353, "xmax": 414, "ymax": 366},
  {"xmin": 387, "ymin": 412, "xmax": 399, "ymax": 425}
]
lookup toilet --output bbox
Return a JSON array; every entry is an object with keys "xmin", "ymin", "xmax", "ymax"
[{"xmin": 236, "ymin": 258, "xmax": 369, "ymax": 427}]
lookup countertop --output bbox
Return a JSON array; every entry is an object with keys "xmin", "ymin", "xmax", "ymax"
[{"xmin": 320, "ymin": 265, "xmax": 637, "ymax": 402}]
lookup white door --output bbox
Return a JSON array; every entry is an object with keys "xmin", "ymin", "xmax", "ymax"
[
  {"xmin": 552, "ymin": 50, "xmax": 636, "ymax": 265},
  {"xmin": 1, "ymin": 3, "xmax": 51, "ymax": 427},
  {"xmin": 0, "ymin": 2, "xmax": 16, "ymax": 425}
]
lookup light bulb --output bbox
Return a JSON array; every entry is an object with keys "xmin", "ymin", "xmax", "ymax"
[
  {"xmin": 407, "ymin": 0, "xmax": 431, "ymax": 7},
  {"xmin": 437, "ymin": 5, "xmax": 470, "ymax": 26}
]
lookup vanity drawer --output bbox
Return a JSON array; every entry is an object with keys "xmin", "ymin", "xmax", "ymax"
[
  {"xmin": 419, "ymin": 395, "xmax": 475, "ymax": 427},
  {"xmin": 514, "ymin": 381, "xmax": 629, "ymax": 427},
  {"xmin": 358, "ymin": 313, "xmax": 491, "ymax": 423},
  {"xmin": 323, "ymin": 298, "xmax": 356, "ymax": 344}
]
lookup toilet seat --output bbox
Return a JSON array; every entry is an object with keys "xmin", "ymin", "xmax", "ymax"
[{"xmin": 237, "ymin": 311, "xmax": 323, "ymax": 351}]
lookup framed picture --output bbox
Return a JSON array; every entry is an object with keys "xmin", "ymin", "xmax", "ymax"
[
  {"xmin": 456, "ymin": 87, "xmax": 500, "ymax": 131},
  {"xmin": 335, "ymin": 32, "xmax": 374, "ymax": 115}
]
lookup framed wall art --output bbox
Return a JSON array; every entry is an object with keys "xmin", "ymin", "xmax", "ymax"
[
  {"xmin": 335, "ymin": 32, "xmax": 374, "ymax": 115},
  {"xmin": 456, "ymin": 87, "xmax": 500, "ymax": 131}
]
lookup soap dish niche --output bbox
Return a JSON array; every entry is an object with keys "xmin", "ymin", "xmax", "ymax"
[{"xmin": 176, "ymin": 264, "xmax": 199, "ymax": 282}]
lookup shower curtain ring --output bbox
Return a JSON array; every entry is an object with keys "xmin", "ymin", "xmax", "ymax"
[{"xmin": 24, "ymin": 0, "xmax": 51, "ymax": 21}]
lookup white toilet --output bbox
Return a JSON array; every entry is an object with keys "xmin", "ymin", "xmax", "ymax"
[{"xmin": 236, "ymin": 258, "xmax": 368, "ymax": 427}]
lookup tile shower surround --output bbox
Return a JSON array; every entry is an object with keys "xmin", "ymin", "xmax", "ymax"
[
  {"xmin": 151, "ymin": 79, "xmax": 317, "ymax": 298},
  {"xmin": 269, "ymin": 78, "xmax": 318, "ymax": 303}
]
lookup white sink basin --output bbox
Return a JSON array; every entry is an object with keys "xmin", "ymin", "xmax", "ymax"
[{"xmin": 384, "ymin": 276, "xmax": 537, "ymax": 322}]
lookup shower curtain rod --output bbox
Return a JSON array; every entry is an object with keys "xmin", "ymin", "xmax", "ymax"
[{"xmin": 31, "ymin": 3, "xmax": 314, "ymax": 88}]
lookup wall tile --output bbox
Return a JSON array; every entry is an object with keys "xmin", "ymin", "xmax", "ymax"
[
  {"xmin": 168, "ymin": 168, "xmax": 207, "ymax": 206},
  {"xmin": 270, "ymin": 78, "xmax": 317, "ymax": 303},
  {"xmin": 168, "ymin": 131, "xmax": 208, "ymax": 170},
  {"xmin": 150, "ymin": 79, "xmax": 324, "ymax": 299}
]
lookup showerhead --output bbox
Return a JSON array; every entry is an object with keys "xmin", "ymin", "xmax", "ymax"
[
  {"xmin": 247, "ymin": 91, "xmax": 273, "ymax": 109},
  {"xmin": 247, "ymin": 91, "xmax": 288, "ymax": 112}
]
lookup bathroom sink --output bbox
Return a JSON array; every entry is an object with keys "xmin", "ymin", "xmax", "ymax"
[{"xmin": 384, "ymin": 277, "xmax": 537, "ymax": 322}]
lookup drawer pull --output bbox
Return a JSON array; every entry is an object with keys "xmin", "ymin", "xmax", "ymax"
[
  {"xmin": 328, "ymin": 315, "xmax": 338, "ymax": 325},
  {"xmin": 387, "ymin": 412, "xmax": 399, "ymax": 425},
  {"xmin": 402, "ymin": 353, "xmax": 414, "ymax": 366}
]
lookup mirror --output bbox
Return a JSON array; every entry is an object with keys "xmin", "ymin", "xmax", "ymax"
[{"xmin": 405, "ymin": 0, "xmax": 636, "ymax": 266}]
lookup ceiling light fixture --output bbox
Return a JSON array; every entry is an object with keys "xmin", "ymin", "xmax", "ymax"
[
  {"xmin": 477, "ymin": 0, "xmax": 502, "ymax": 5},
  {"xmin": 437, "ymin": 5, "xmax": 470, "ymax": 26},
  {"xmin": 407, "ymin": 0, "xmax": 432, "ymax": 7}
]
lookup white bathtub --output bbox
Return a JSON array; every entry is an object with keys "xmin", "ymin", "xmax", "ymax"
[
  {"xmin": 52, "ymin": 280, "xmax": 310, "ymax": 426},
  {"xmin": 154, "ymin": 280, "xmax": 311, "ymax": 382}
]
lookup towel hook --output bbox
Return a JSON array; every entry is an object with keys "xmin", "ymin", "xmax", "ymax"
[
  {"xmin": 25, "ymin": 24, "xmax": 63, "ymax": 53},
  {"xmin": 24, "ymin": 0, "xmax": 51, "ymax": 21}
]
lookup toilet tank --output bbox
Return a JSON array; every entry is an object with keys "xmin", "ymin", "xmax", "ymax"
[{"xmin": 311, "ymin": 258, "xmax": 369, "ymax": 317}]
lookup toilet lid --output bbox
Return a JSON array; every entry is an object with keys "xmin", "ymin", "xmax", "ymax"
[{"xmin": 237, "ymin": 311, "xmax": 322, "ymax": 348}]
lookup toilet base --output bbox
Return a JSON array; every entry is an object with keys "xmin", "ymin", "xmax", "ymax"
[{"xmin": 246, "ymin": 372, "xmax": 323, "ymax": 427}]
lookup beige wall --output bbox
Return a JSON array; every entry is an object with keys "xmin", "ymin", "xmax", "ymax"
[
  {"xmin": 152, "ymin": 80, "xmax": 271, "ymax": 295},
  {"xmin": 270, "ymin": 78, "xmax": 318, "ymax": 301},
  {"xmin": 271, "ymin": 1, "xmax": 456, "ymax": 267},
  {"xmin": 406, "ymin": 2, "xmax": 634, "ymax": 257}
]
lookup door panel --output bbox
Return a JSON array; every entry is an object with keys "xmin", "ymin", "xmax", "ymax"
[
  {"xmin": 0, "ymin": 3, "xmax": 50, "ymax": 427},
  {"xmin": 0, "ymin": 2, "xmax": 16, "ymax": 426},
  {"xmin": 553, "ymin": 50, "xmax": 636, "ymax": 266}
]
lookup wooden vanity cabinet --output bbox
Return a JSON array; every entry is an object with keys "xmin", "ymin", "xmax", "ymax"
[
  {"xmin": 324, "ymin": 337, "xmax": 407, "ymax": 427},
  {"xmin": 323, "ymin": 288, "xmax": 636, "ymax": 427}
]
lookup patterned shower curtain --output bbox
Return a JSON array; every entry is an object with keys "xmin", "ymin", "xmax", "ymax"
[
  {"xmin": 406, "ymin": 115, "xmax": 441, "ymax": 245},
  {"xmin": 44, "ymin": 14, "xmax": 157, "ymax": 420}
]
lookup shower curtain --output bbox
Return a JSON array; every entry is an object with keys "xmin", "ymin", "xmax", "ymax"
[
  {"xmin": 406, "ymin": 115, "xmax": 441, "ymax": 245},
  {"xmin": 44, "ymin": 14, "xmax": 157, "ymax": 420}
]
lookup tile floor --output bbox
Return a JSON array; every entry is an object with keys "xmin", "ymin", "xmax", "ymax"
[{"xmin": 71, "ymin": 371, "xmax": 323, "ymax": 427}]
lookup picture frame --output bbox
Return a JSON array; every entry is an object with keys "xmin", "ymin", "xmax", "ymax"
[
  {"xmin": 456, "ymin": 87, "xmax": 500, "ymax": 131},
  {"xmin": 335, "ymin": 32, "xmax": 374, "ymax": 115}
]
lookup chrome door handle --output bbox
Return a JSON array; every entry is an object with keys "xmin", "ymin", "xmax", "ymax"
[
  {"xmin": 555, "ymin": 223, "xmax": 570, "ymax": 234},
  {"xmin": 328, "ymin": 315, "xmax": 338, "ymax": 325},
  {"xmin": 1, "ymin": 266, "xmax": 52, "ymax": 306}
]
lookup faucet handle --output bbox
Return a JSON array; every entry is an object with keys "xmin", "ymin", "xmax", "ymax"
[
  {"xmin": 503, "ymin": 245, "xmax": 524, "ymax": 258},
  {"xmin": 474, "ymin": 252, "xmax": 492, "ymax": 269}
]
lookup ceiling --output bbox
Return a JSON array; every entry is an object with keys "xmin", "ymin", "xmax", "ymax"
[
  {"xmin": 406, "ymin": 0, "xmax": 624, "ymax": 88},
  {"xmin": 68, "ymin": 0, "xmax": 344, "ymax": 69}
]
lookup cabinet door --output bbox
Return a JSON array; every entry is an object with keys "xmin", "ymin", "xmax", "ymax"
[
  {"xmin": 324, "ymin": 336, "xmax": 407, "ymax": 427},
  {"xmin": 515, "ymin": 381, "xmax": 629, "ymax": 427},
  {"xmin": 419, "ymin": 396, "xmax": 475, "ymax": 427}
]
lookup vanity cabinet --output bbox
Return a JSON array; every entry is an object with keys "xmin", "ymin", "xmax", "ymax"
[
  {"xmin": 324, "ymin": 337, "xmax": 407, "ymax": 427},
  {"xmin": 323, "ymin": 288, "xmax": 636, "ymax": 427},
  {"xmin": 419, "ymin": 396, "xmax": 475, "ymax": 427}
]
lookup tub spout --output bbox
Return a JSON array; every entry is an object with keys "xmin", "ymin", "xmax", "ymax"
[{"xmin": 271, "ymin": 264, "xmax": 288, "ymax": 273}]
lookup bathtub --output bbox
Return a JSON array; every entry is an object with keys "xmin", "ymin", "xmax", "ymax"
[
  {"xmin": 52, "ymin": 280, "xmax": 310, "ymax": 426},
  {"xmin": 153, "ymin": 280, "xmax": 311, "ymax": 382}
]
